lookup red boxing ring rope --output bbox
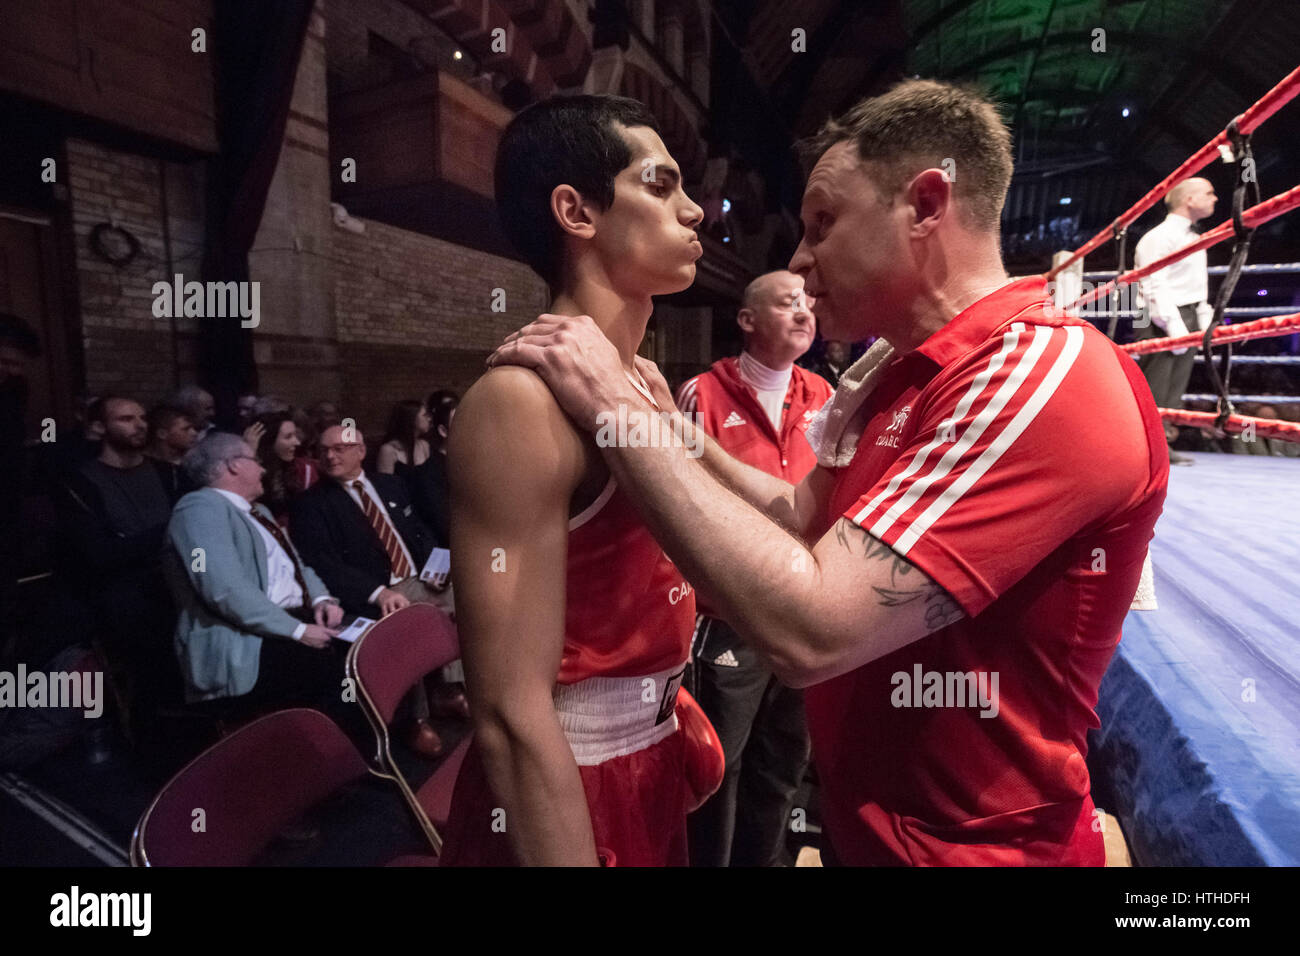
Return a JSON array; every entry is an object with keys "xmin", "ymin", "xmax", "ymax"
[
  {"xmin": 1067, "ymin": 185, "xmax": 1300, "ymax": 312},
  {"xmin": 1119, "ymin": 312, "xmax": 1300, "ymax": 356},
  {"xmin": 1156, "ymin": 408, "xmax": 1300, "ymax": 444},
  {"xmin": 1118, "ymin": 312, "xmax": 1300, "ymax": 443},
  {"xmin": 1047, "ymin": 64, "xmax": 1300, "ymax": 280}
]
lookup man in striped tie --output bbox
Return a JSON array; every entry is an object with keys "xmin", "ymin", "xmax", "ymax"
[{"xmin": 290, "ymin": 422, "xmax": 449, "ymax": 757}]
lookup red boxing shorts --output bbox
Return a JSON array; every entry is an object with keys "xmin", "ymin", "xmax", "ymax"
[{"xmin": 440, "ymin": 664, "xmax": 694, "ymax": 866}]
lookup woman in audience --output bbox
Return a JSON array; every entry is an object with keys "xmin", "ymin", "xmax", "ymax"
[
  {"xmin": 249, "ymin": 410, "xmax": 306, "ymax": 526},
  {"xmin": 375, "ymin": 398, "xmax": 431, "ymax": 477},
  {"xmin": 410, "ymin": 389, "xmax": 458, "ymax": 546}
]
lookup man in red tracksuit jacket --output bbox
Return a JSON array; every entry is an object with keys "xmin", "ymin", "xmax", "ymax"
[{"xmin": 676, "ymin": 270, "xmax": 833, "ymax": 866}]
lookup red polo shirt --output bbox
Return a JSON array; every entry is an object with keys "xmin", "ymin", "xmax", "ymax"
[{"xmin": 807, "ymin": 277, "xmax": 1169, "ymax": 866}]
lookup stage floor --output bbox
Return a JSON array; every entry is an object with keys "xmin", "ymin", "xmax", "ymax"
[{"xmin": 1091, "ymin": 451, "xmax": 1300, "ymax": 866}]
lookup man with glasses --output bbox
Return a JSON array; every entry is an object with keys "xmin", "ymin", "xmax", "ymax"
[
  {"xmin": 675, "ymin": 270, "xmax": 833, "ymax": 866},
  {"xmin": 164, "ymin": 432, "xmax": 361, "ymax": 736},
  {"xmin": 289, "ymin": 422, "xmax": 448, "ymax": 757}
]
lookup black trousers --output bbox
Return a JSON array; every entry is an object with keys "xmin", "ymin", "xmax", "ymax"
[
  {"xmin": 688, "ymin": 617, "xmax": 810, "ymax": 867},
  {"xmin": 237, "ymin": 633, "xmax": 372, "ymax": 750},
  {"xmin": 1136, "ymin": 302, "xmax": 1202, "ymax": 412}
]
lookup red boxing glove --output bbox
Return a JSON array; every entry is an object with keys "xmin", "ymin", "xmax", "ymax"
[{"xmin": 676, "ymin": 687, "xmax": 725, "ymax": 813}]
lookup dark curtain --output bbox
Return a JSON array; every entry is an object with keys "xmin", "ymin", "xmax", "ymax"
[{"xmin": 201, "ymin": 0, "xmax": 315, "ymax": 429}]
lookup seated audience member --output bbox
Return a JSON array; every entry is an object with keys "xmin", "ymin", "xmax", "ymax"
[
  {"xmin": 146, "ymin": 403, "xmax": 198, "ymax": 502},
  {"xmin": 61, "ymin": 396, "xmax": 180, "ymax": 732},
  {"xmin": 409, "ymin": 389, "xmax": 458, "ymax": 545},
  {"xmin": 247, "ymin": 411, "xmax": 306, "ymax": 526},
  {"xmin": 375, "ymin": 399, "xmax": 431, "ymax": 477},
  {"xmin": 168, "ymin": 385, "xmax": 217, "ymax": 440},
  {"xmin": 163, "ymin": 433, "xmax": 364, "ymax": 740},
  {"xmin": 290, "ymin": 423, "xmax": 450, "ymax": 756}
]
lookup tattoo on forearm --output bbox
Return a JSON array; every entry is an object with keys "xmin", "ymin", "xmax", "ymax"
[{"xmin": 835, "ymin": 519, "xmax": 964, "ymax": 632}]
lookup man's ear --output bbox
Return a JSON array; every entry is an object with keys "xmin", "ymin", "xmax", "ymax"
[
  {"xmin": 736, "ymin": 308, "xmax": 757, "ymax": 336},
  {"xmin": 907, "ymin": 168, "xmax": 951, "ymax": 237},
  {"xmin": 550, "ymin": 184, "xmax": 597, "ymax": 240}
]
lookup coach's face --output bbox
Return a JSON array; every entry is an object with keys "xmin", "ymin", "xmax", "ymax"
[
  {"xmin": 591, "ymin": 125, "xmax": 705, "ymax": 298},
  {"xmin": 789, "ymin": 141, "xmax": 914, "ymax": 343}
]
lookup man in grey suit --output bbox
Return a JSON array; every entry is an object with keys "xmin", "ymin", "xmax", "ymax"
[{"xmin": 164, "ymin": 432, "xmax": 360, "ymax": 734}]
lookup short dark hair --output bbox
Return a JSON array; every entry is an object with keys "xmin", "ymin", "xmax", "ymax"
[
  {"xmin": 89, "ymin": 394, "xmax": 140, "ymax": 425},
  {"xmin": 803, "ymin": 79, "xmax": 1013, "ymax": 232},
  {"xmin": 147, "ymin": 403, "xmax": 194, "ymax": 437},
  {"xmin": 495, "ymin": 94, "xmax": 662, "ymax": 288}
]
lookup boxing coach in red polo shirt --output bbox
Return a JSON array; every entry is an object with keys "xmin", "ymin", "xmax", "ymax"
[{"xmin": 490, "ymin": 79, "xmax": 1169, "ymax": 866}]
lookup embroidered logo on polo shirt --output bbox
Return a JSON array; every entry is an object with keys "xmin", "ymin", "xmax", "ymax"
[
  {"xmin": 876, "ymin": 405, "xmax": 911, "ymax": 448},
  {"xmin": 723, "ymin": 411, "xmax": 746, "ymax": 428}
]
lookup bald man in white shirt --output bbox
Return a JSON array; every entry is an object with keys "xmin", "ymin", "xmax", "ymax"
[{"xmin": 1133, "ymin": 177, "xmax": 1218, "ymax": 464}]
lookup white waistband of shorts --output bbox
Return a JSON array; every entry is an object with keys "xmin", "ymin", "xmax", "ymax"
[{"xmin": 553, "ymin": 662, "xmax": 686, "ymax": 766}]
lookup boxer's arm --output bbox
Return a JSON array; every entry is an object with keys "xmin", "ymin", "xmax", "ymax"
[{"xmin": 449, "ymin": 367, "xmax": 600, "ymax": 866}]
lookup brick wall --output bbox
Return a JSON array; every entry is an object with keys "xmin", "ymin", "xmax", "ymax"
[
  {"xmin": 332, "ymin": 215, "xmax": 548, "ymax": 435},
  {"xmin": 66, "ymin": 138, "xmax": 206, "ymax": 403}
]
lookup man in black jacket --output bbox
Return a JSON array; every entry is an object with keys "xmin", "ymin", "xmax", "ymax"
[
  {"xmin": 289, "ymin": 422, "xmax": 449, "ymax": 756},
  {"xmin": 289, "ymin": 423, "xmax": 445, "ymax": 617}
]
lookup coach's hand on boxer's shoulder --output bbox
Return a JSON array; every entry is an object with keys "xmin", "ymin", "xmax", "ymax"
[{"xmin": 487, "ymin": 313, "xmax": 639, "ymax": 429}]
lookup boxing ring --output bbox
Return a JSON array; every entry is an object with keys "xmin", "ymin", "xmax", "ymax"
[{"xmin": 1044, "ymin": 66, "xmax": 1300, "ymax": 865}]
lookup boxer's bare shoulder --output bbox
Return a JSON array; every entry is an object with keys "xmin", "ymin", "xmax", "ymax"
[{"xmin": 451, "ymin": 365, "xmax": 587, "ymax": 492}]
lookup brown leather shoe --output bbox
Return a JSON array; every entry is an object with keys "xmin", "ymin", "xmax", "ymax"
[
  {"xmin": 405, "ymin": 718, "xmax": 444, "ymax": 759},
  {"xmin": 429, "ymin": 684, "xmax": 471, "ymax": 721}
]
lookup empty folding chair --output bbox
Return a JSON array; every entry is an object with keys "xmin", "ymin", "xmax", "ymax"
[
  {"xmin": 131, "ymin": 708, "xmax": 380, "ymax": 866},
  {"xmin": 347, "ymin": 604, "xmax": 469, "ymax": 855}
]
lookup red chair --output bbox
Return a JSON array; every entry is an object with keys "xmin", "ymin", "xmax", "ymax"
[
  {"xmin": 346, "ymin": 604, "xmax": 470, "ymax": 856},
  {"xmin": 130, "ymin": 708, "xmax": 377, "ymax": 866}
]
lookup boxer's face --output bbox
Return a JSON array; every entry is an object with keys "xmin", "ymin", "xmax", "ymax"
[
  {"xmin": 587, "ymin": 125, "xmax": 704, "ymax": 298},
  {"xmin": 790, "ymin": 141, "xmax": 914, "ymax": 343}
]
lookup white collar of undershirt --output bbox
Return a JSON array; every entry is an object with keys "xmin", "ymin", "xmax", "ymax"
[
  {"xmin": 738, "ymin": 351, "xmax": 792, "ymax": 393},
  {"xmin": 213, "ymin": 487, "xmax": 253, "ymax": 512}
]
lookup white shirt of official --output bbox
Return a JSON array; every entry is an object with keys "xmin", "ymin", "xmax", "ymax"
[
  {"xmin": 738, "ymin": 351, "xmax": 793, "ymax": 432},
  {"xmin": 1134, "ymin": 212, "xmax": 1210, "ymax": 334},
  {"xmin": 212, "ymin": 487, "xmax": 329, "ymax": 640},
  {"xmin": 337, "ymin": 472, "xmax": 417, "ymax": 603}
]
